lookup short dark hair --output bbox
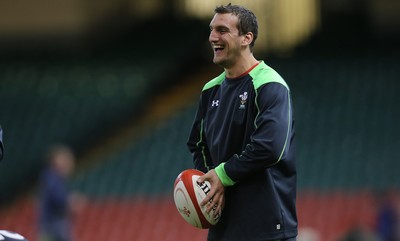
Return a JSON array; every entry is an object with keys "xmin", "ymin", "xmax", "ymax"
[{"xmin": 215, "ymin": 3, "xmax": 258, "ymax": 50}]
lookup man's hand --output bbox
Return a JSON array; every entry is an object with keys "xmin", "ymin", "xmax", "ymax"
[{"xmin": 197, "ymin": 169, "xmax": 225, "ymax": 217}]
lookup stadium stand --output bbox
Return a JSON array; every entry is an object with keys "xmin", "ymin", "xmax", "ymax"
[
  {"xmin": 0, "ymin": 17, "xmax": 209, "ymax": 204},
  {"xmin": 1, "ymin": 16, "xmax": 399, "ymax": 241}
]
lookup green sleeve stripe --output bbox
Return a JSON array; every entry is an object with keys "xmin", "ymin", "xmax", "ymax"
[
  {"xmin": 202, "ymin": 72, "xmax": 225, "ymax": 91},
  {"xmin": 196, "ymin": 119, "xmax": 210, "ymax": 171},
  {"xmin": 215, "ymin": 163, "xmax": 236, "ymax": 186},
  {"xmin": 253, "ymin": 90, "xmax": 292, "ymax": 166},
  {"xmin": 251, "ymin": 61, "xmax": 292, "ymax": 166},
  {"xmin": 276, "ymin": 90, "xmax": 292, "ymax": 163},
  {"xmin": 250, "ymin": 61, "xmax": 289, "ymax": 91}
]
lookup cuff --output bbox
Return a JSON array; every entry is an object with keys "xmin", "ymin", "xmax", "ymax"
[{"xmin": 215, "ymin": 163, "xmax": 236, "ymax": 186}]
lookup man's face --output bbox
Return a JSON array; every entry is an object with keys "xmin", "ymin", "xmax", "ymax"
[
  {"xmin": 209, "ymin": 13, "xmax": 244, "ymax": 68},
  {"xmin": 53, "ymin": 152, "xmax": 75, "ymax": 177}
]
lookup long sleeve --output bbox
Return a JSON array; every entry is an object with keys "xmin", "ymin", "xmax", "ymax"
[
  {"xmin": 221, "ymin": 82, "xmax": 294, "ymax": 183},
  {"xmin": 187, "ymin": 96, "xmax": 214, "ymax": 173}
]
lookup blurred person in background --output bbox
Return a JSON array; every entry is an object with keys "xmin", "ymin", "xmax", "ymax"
[
  {"xmin": 188, "ymin": 3, "xmax": 297, "ymax": 241},
  {"xmin": 38, "ymin": 144, "xmax": 85, "ymax": 241},
  {"xmin": 376, "ymin": 190, "xmax": 400, "ymax": 241}
]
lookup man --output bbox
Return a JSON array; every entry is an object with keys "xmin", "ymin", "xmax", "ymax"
[
  {"xmin": 38, "ymin": 145, "xmax": 76, "ymax": 241},
  {"xmin": 187, "ymin": 4, "xmax": 297, "ymax": 241}
]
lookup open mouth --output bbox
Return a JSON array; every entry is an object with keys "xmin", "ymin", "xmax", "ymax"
[{"xmin": 213, "ymin": 45, "xmax": 225, "ymax": 54}]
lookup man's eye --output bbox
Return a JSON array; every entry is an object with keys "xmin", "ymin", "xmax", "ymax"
[
  {"xmin": 219, "ymin": 28, "xmax": 230, "ymax": 33},
  {"xmin": 209, "ymin": 27, "xmax": 229, "ymax": 34}
]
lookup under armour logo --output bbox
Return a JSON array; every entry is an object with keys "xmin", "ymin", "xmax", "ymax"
[{"xmin": 211, "ymin": 100, "xmax": 219, "ymax": 107}]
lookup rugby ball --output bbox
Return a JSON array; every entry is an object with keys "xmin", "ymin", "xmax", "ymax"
[
  {"xmin": 0, "ymin": 230, "xmax": 28, "ymax": 241},
  {"xmin": 173, "ymin": 169, "xmax": 220, "ymax": 229}
]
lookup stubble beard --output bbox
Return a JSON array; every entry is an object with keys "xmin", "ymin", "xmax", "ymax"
[{"xmin": 213, "ymin": 54, "xmax": 235, "ymax": 69}]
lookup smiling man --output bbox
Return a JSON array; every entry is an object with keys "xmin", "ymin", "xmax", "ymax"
[{"xmin": 187, "ymin": 4, "xmax": 298, "ymax": 241}]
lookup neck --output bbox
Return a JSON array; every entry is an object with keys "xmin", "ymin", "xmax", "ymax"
[{"xmin": 224, "ymin": 54, "xmax": 259, "ymax": 78}]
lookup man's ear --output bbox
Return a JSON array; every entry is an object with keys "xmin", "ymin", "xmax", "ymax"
[{"xmin": 241, "ymin": 32, "xmax": 254, "ymax": 48}]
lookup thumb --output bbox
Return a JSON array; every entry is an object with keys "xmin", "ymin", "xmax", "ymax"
[
  {"xmin": 197, "ymin": 175, "xmax": 204, "ymax": 184},
  {"xmin": 197, "ymin": 173, "xmax": 208, "ymax": 184}
]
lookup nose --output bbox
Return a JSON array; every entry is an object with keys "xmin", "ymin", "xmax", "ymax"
[{"xmin": 209, "ymin": 29, "xmax": 219, "ymax": 42}]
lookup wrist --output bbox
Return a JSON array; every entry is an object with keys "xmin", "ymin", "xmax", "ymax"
[{"xmin": 215, "ymin": 163, "xmax": 236, "ymax": 186}]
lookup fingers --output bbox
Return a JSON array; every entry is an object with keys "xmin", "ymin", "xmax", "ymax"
[
  {"xmin": 197, "ymin": 173, "xmax": 212, "ymax": 206},
  {"xmin": 217, "ymin": 194, "xmax": 225, "ymax": 215},
  {"xmin": 196, "ymin": 175, "xmax": 205, "ymax": 185},
  {"xmin": 206, "ymin": 192, "xmax": 220, "ymax": 213},
  {"xmin": 196, "ymin": 170, "xmax": 225, "ymax": 218},
  {"xmin": 196, "ymin": 170, "xmax": 211, "ymax": 184},
  {"xmin": 199, "ymin": 183, "xmax": 213, "ymax": 206},
  {"xmin": 204, "ymin": 190, "xmax": 224, "ymax": 219}
]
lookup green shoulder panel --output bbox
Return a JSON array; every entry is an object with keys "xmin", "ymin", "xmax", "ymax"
[
  {"xmin": 202, "ymin": 72, "xmax": 225, "ymax": 91},
  {"xmin": 249, "ymin": 61, "xmax": 289, "ymax": 91}
]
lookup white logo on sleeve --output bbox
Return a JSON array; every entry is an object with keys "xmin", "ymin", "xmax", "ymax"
[{"xmin": 211, "ymin": 100, "xmax": 219, "ymax": 107}]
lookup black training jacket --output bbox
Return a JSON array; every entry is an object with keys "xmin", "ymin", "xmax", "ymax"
[{"xmin": 187, "ymin": 61, "xmax": 297, "ymax": 241}]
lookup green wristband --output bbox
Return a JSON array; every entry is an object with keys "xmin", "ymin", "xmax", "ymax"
[{"xmin": 215, "ymin": 163, "xmax": 236, "ymax": 186}]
